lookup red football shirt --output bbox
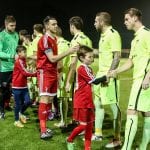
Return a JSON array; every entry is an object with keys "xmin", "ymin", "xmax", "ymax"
[
  {"xmin": 37, "ymin": 33, "xmax": 58, "ymax": 76},
  {"xmin": 12, "ymin": 57, "xmax": 36, "ymax": 88},
  {"xmin": 74, "ymin": 64, "xmax": 95, "ymax": 108}
]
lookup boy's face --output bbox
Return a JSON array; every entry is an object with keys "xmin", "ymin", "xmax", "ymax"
[
  {"xmin": 19, "ymin": 51, "xmax": 26, "ymax": 58},
  {"xmin": 81, "ymin": 52, "xmax": 94, "ymax": 65}
]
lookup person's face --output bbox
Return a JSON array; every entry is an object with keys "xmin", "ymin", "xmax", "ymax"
[
  {"xmin": 94, "ymin": 16, "xmax": 103, "ymax": 32},
  {"xmin": 124, "ymin": 14, "xmax": 136, "ymax": 30},
  {"xmin": 19, "ymin": 34, "xmax": 25, "ymax": 42},
  {"xmin": 19, "ymin": 50, "xmax": 26, "ymax": 58},
  {"xmin": 33, "ymin": 29, "xmax": 38, "ymax": 36},
  {"xmin": 5, "ymin": 22, "xmax": 16, "ymax": 33},
  {"xmin": 69, "ymin": 24, "xmax": 74, "ymax": 35},
  {"xmin": 81, "ymin": 52, "xmax": 94, "ymax": 65},
  {"xmin": 47, "ymin": 19, "xmax": 58, "ymax": 34}
]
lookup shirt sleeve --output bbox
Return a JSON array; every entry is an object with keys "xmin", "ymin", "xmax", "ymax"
[
  {"xmin": 0, "ymin": 37, "xmax": 13, "ymax": 59},
  {"xmin": 18, "ymin": 59, "xmax": 37, "ymax": 77},
  {"xmin": 42, "ymin": 35, "xmax": 53, "ymax": 54},
  {"xmin": 145, "ymin": 32, "xmax": 150, "ymax": 71},
  {"xmin": 110, "ymin": 32, "xmax": 121, "ymax": 52},
  {"xmin": 79, "ymin": 66, "xmax": 95, "ymax": 84}
]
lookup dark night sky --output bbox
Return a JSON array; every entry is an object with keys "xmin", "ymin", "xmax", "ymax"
[{"xmin": 0, "ymin": 0, "xmax": 150, "ymax": 48}]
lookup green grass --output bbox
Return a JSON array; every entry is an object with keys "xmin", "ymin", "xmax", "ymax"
[{"xmin": 0, "ymin": 58, "xmax": 150, "ymax": 150}]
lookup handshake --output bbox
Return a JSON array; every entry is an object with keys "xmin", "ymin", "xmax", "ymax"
[
  {"xmin": 107, "ymin": 69, "xmax": 118, "ymax": 78},
  {"xmin": 93, "ymin": 75, "xmax": 108, "ymax": 87},
  {"xmin": 93, "ymin": 69, "xmax": 118, "ymax": 87}
]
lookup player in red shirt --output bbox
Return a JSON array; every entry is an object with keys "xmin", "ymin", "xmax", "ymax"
[
  {"xmin": 66, "ymin": 45, "xmax": 107, "ymax": 150},
  {"xmin": 12, "ymin": 45, "xmax": 36, "ymax": 128},
  {"xmin": 37, "ymin": 16, "xmax": 79, "ymax": 139}
]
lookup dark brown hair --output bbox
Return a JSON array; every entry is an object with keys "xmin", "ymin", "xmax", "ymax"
[
  {"xmin": 77, "ymin": 45, "xmax": 93, "ymax": 62},
  {"xmin": 124, "ymin": 8, "xmax": 142, "ymax": 21},
  {"xmin": 96, "ymin": 12, "xmax": 111, "ymax": 25},
  {"xmin": 69, "ymin": 16, "xmax": 83, "ymax": 30}
]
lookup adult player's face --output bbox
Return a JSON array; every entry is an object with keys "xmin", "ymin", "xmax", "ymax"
[
  {"xmin": 5, "ymin": 22, "xmax": 16, "ymax": 33},
  {"xmin": 94, "ymin": 16, "xmax": 102, "ymax": 32},
  {"xmin": 48, "ymin": 19, "xmax": 58, "ymax": 34},
  {"xmin": 82, "ymin": 52, "xmax": 94, "ymax": 65},
  {"xmin": 69, "ymin": 24, "xmax": 74, "ymax": 35},
  {"xmin": 124, "ymin": 14, "xmax": 135, "ymax": 30}
]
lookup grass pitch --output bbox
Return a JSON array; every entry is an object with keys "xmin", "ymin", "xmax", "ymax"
[{"xmin": 0, "ymin": 58, "xmax": 149, "ymax": 150}]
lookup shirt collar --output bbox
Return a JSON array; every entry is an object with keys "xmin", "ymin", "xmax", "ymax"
[
  {"xmin": 45, "ymin": 32, "xmax": 55, "ymax": 40},
  {"xmin": 101, "ymin": 26, "xmax": 112, "ymax": 37},
  {"xmin": 74, "ymin": 31, "xmax": 83, "ymax": 37},
  {"xmin": 134, "ymin": 26, "xmax": 145, "ymax": 37}
]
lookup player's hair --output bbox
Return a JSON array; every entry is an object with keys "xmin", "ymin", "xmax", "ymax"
[
  {"xmin": 5, "ymin": 15, "xmax": 16, "ymax": 24},
  {"xmin": 77, "ymin": 45, "xmax": 93, "ymax": 62},
  {"xmin": 56, "ymin": 26, "xmax": 62, "ymax": 37},
  {"xmin": 19, "ymin": 29, "xmax": 28, "ymax": 36},
  {"xmin": 69, "ymin": 16, "xmax": 83, "ymax": 30},
  {"xmin": 24, "ymin": 34, "xmax": 32, "ymax": 42},
  {"xmin": 43, "ymin": 16, "xmax": 56, "ymax": 26},
  {"xmin": 96, "ymin": 12, "xmax": 111, "ymax": 25},
  {"xmin": 124, "ymin": 8, "xmax": 142, "ymax": 21},
  {"xmin": 16, "ymin": 45, "xmax": 26, "ymax": 53},
  {"xmin": 33, "ymin": 24, "xmax": 44, "ymax": 34}
]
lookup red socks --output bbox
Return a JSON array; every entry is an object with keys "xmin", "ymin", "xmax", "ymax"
[
  {"xmin": 67, "ymin": 124, "xmax": 86, "ymax": 142},
  {"xmin": 38, "ymin": 103, "xmax": 47, "ymax": 133},
  {"xmin": 46, "ymin": 103, "xmax": 52, "ymax": 119},
  {"xmin": 84, "ymin": 122, "xmax": 93, "ymax": 150}
]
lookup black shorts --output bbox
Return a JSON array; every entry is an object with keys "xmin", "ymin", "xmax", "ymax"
[{"xmin": 0, "ymin": 71, "xmax": 12, "ymax": 87}]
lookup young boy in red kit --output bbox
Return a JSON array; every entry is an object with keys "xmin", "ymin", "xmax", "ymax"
[
  {"xmin": 66, "ymin": 45, "xmax": 107, "ymax": 150},
  {"xmin": 12, "ymin": 45, "xmax": 36, "ymax": 127}
]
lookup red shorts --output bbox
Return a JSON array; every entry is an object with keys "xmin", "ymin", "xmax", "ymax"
[
  {"xmin": 73, "ymin": 108, "xmax": 95, "ymax": 123},
  {"xmin": 37, "ymin": 69, "xmax": 57, "ymax": 96}
]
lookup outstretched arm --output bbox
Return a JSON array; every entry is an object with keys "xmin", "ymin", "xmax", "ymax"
[
  {"xmin": 45, "ymin": 45, "xmax": 79, "ymax": 63},
  {"xmin": 109, "ymin": 51, "xmax": 121, "ymax": 71},
  {"xmin": 91, "ymin": 76, "xmax": 107, "ymax": 85}
]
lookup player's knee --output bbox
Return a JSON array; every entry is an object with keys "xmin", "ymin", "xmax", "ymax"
[{"xmin": 127, "ymin": 109, "xmax": 138, "ymax": 115}]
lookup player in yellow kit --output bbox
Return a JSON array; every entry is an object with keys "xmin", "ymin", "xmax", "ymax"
[
  {"xmin": 65, "ymin": 16, "xmax": 92, "ymax": 93},
  {"xmin": 93, "ymin": 12, "xmax": 122, "ymax": 148},
  {"xmin": 54, "ymin": 26, "xmax": 70, "ymax": 127},
  {"xmin": 110, "ymin": 8, "xmax": 150, "ymax": 150}
]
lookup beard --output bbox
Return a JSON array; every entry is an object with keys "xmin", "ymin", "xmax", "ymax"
[
  {"xmin": 6, "ymin": 28, "xmax": 15, "ymax": 33},
  {"xmin": 96, "ymin": 26, "xmax": 101, "ymax": 32}
]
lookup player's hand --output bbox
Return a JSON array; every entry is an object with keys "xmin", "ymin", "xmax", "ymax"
[
  {"xmin": 101, "ymin": 81, "xmax": 108, "ymax": 87},
  {"xmin": 108, "ymin": 70, "xmax": 117, "ymax": 78},
  {"xmin": 142, "ymin": 76, "xmax": 150, "ymax": 90},
  {"xmin": 69, "ymin": 45, "xmax": 80, "ymax": 54}
]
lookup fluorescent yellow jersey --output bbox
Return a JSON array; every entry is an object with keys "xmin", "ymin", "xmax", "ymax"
[
  {"xmin": 57, "ymin": 37, "xmax": 70, "ymax": 73},
  {"xmin": 32, "ymin": 34, "xmax": 43, "ymax": 54},
  {"xmin": 57, "ymin": 37, "xmax": 70, "ymax": 97},
  {"xmin": 129, "ymin": 26, "xmax": 150, "ymax": 79},
  {"xmin": 98, "ymin": 26, "xmax": 121, "ymax": 74},
  {"xmin": 26, "ymin": 43, "xmax": 33, "ymax": 58},
  {"xmin": 70, "ymin": 32, "xmax": 92, "ymax": 47},
  {"xmin": 70, "ymin": 32, "xmax": 92, "ymax": 56}
]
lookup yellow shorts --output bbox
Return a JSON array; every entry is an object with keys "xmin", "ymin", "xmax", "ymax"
[{"xmin": 128, "ymin": 77, "xmax": 150, "ymax": 112}]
